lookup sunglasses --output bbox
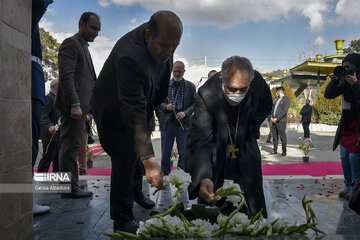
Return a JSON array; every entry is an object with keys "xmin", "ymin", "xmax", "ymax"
[{"xmin": 224, "ymin": 85, "xmax": 249, "ymax": 93}]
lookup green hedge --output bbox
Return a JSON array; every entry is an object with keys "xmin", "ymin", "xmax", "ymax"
[{"xmin": 313, "ymin": 76, "xmax": 341, "ymax": 125}]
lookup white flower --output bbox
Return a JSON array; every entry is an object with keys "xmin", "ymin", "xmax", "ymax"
[
  {"xmin": 136, "ymin": 221, "xmax": 146, "ymax": 235},
  {"xmin": 230, "ymin": 223, "xmax": 244, "ymax": 233},
  {"xmin": 217, "ymin": 214, "xmax": 227, "ymax": 226},
  {"xmin": 227, "ymin": 195, "xmax": 241, "ymax": 207},
  {"xmin": 169, "ymin": 169, "xmax": 191, "ymax": 190},
  {"xmin": 145, "ymin": 218, "xmax": 161, "ymax": 227},
  {"xmin": 230, "ymin": 212, "xmax": 250, "ymax": 226},
  {"xmin": 223, "ymin": 179, "xmax": 235, "ymax": 189},
  {"xmin": 221, "ymin": 179, "xmax": 242, "ymax": 206},
  {"xmin": 162, "ymin": 215, "xmax": 185, "ymax": 231},
  {"xmin": 190, "ymin": 219, "xmax": 215, "ymax": 238}
]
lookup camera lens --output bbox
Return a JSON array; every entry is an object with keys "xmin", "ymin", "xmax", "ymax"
[{"xmin": 334, "ymin": 66, "xmax": 346, "ymax": 78}]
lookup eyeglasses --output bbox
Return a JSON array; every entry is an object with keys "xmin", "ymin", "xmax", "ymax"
[{"xmin": 224, "ymin": 85, "xmax": 249, "ymax": 93}]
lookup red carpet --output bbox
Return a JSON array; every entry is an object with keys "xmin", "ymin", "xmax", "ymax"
[
  {"xmin": 36, "ymin": 145, "xmax": 343, "ymax": 177},
  {"xmin": 261, "ymin": 162, "xmax": 342, "ymax": 176},
  {"xmin": 85, "ymin": 162, "xmax": 343, "ymax": 177}
]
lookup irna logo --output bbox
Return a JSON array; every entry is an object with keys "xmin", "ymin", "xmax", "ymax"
[{"xmin": 34, "ymin": 172, "xmax": 71, "ymax": 182}]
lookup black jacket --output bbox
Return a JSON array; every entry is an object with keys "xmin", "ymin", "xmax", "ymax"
[
  {"xmin": 324, "ymin": 76, "xmax": 360, "ymax": 151},
  {"xmin": 185, "ymin": 71, "xmax": 272, "ymax": 218},
  {"xmin": 155, "ymin": 79, "xmax": 197, "ymax": 130},
  {"xmin": 300, "ymin": 104, "xmax": 312, "ymax": 123},
  {"xmin": 40, "ymin": 92, "xmax": 60, "ymax": 142},
  {"xmin": 91, "ymin": 23, "xmax": 172, "ymax": 159}
]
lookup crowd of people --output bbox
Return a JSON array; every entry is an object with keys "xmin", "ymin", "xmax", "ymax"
[{"xmin": 31, "ymin": 2, "xmax": 360, "ymax": 233}]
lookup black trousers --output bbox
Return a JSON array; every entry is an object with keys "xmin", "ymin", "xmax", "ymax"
[
  {"xmin": 94, "ymin": 115, "xmax": 144, "ymax": 221},
  {"xmin": 37, "ymin": 140, "xmax": 60, "ymax": 172},
  {"xmin": 59, "ymin": 113, "xmax": 86, "ymax": 187},
  {"xmin": 272, "ymin": 122, "xmax": 287, "ymax": 154},
  {"xmin": 110, "ymin": 155, "xmax": 144, "ymax": 221},
  {"xmin": 302, "ymin": 121, "xmax": 310, "ymax": 138}
]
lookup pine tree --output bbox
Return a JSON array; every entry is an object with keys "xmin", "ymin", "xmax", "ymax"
[
  {"xmin": 313, "ymin": 76, "xmax": 341, "ymax": 125},
  {"xmin": 40, "ymin": 28, "xmax": 60, "ymax": 81}
]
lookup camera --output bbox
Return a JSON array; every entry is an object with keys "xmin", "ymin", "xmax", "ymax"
[{"xmin": 333, "ymin": 63, "xmax": 357, "ymax": 78}]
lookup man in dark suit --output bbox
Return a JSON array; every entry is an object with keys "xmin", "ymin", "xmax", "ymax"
[
  {"xmin": 38, "ymin": 80, "xmax": 60, "ymax": 172},
  {"xmin": 155, "ymin": 61, "xmax": 197, "ymax": 175},
  {"xmin": 92, "ymin": 11, "xmax": 183, "ymax": 233},
  {"xmin": 186, "ymin": 56, "xmax": 272, "ymax": 218},
  {"xmin": 56, "ymin": 12, "xmax": 101, "ymax": 198},
  {"xmin": 271, "ymin": 86, "xmax": 290, "ymax": 156},
  {"xmin": 300, "ymin": 99, "xmax": 312, "ymax": 139}
]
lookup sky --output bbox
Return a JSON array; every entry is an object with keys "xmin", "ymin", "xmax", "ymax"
[{"xmin": 40, "ymin": 0, "xmax": 360, "ymax": 84}]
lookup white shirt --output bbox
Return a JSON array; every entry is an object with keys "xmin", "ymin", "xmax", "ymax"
[{"xmin": 273, "ymin": 96, "xmax": 283, "ymax": 117}]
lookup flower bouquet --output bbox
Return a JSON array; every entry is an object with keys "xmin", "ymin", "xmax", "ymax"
[
  {"xmin": 299, "ymin": 138, "xmax": 314, "ymax": 162},
  {"xmin": 106, "ymin": 169, "xmax": 325, "ymax": 239}
]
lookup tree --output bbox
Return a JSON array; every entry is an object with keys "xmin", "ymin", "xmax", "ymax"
[
  {"xmin": 343, "ymin": 39, "xmax": 360, "ymax": 53},
  {"xmin": 40, "ymin": 28, "xmax": 60, "ymax": 81},
  {"xmin": 297, "ymin": 39, "xmax": 320, "ymax": 62},
  {"xmin": 313, "ymin": 76, "xmax": 341, "ymax": 125}
]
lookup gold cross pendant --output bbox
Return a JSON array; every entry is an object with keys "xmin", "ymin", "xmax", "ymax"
[{"xmin": 228, "ymin": 144, "xmax": 239, "ymax": 159}]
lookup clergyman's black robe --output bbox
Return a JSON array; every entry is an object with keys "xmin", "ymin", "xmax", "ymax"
[{"xmin": 185, "ymin": 71, "xmax": 272, "ymax": 218}]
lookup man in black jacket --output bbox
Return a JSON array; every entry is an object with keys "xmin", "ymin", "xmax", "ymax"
[
  {"xmin": 186, "ymin": 56, "xmax": 272, "ymax": 218},
  {"xmin": 271, "ymin": 87, "xmax": 290, "ymax": 156},
  {"xmin": 300, "ymin": 99, "xmax": 312, "ymax": 139},
  {"xmin": 92, "ymin": 11, "xmax": 183, "ymax": 233},
  {"xmin": 38, "ymin": 80, "xmax": 60, "ymax": 173},
  {"xmin": 155, "ymin": 61, "xmax": 196, "ymax": 175}
]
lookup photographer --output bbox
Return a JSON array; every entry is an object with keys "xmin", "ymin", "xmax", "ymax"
[{"xmin": 325, "ymin": 53, "xmax": 360, "ymax": 201}]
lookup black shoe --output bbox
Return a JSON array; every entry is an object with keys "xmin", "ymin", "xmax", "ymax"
[
  {"xmin": 134, "ymin": 192, "xmax": 155, "ymax": 209},
  {"xmin": 269, "ymin": 151, "xmax": 277, "ymax": 155},
  {"xmin": 339, "ymin": 187, "xmax": 350, "ymax": 198},
  {"xmin": 281, "ymin": 153, "xmax": 287, "ymax": 156},
  {"xmin": 61, "ymin": 185, "xmax": 93, "ymax": 198},
  {"xmin": 113, "ymin": 220, "xmax": 138, "ymax": 234},
  {"xmin": 75, "ymin": 182, "xmax": 86, "ymax": 189}
]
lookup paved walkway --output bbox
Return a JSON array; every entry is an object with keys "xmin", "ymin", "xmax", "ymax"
[{"xmin": 30, "ymin": 128, "xmax": 360, "ymax": 239}]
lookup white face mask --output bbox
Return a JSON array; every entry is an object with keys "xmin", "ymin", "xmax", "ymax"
[{"xmin": 222, "ymin": 84, "xmax": 247, "ymax": 106}]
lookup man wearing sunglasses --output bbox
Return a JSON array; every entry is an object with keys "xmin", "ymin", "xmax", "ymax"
[{"xmin": 186, "ymin": 56, "xmax": 272, "ymax": 218}]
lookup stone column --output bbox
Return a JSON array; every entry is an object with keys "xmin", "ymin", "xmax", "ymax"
[{"xmin": 0, "ymin": 0, "xmax": 33, "ymax": 239}]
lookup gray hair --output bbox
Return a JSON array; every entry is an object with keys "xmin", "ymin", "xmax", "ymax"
[
  {"xmin": 50, "ymin": 80, "xmax": 58, "ymax": 90},
  {"xmin": 221, "ymin": 56, "xmax": 254, "ymax": 82}
]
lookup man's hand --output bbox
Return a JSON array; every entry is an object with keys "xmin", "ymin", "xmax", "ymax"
[
  {"xmin": 176, "ymin": 111, "xmax": 186, "ymax": 120},
  {"xmin": 166, "ymin": 104, "xmax": 175, "ymax": 111},
  {"xmin": 86, "ymin": 114, "xmax": 93, "ymax": 122},
  {"xmin": 71, "ymin": 105, "xmax": 82, "ymax": 120},
  {"xmin": 345, "ymin": 74, "xmax": 358, "ymax": 86},
  {"xmin": 199, "ymin": 178, "xmax": 216, "ymax": 203},
  {"xmin": 143, "ymin": 157, "xmax": 164, "ymax": 189},
  {"xmin": 48, "ymin": 126, "xmax": 56, "ymax": 135},
  {"xmin": 271, "ymin": 117, "xmax": 277, "ymax": 123}
]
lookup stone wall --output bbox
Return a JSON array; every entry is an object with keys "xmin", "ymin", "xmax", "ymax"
[{"xmin": 0, "ymin": 0, "xmax": 33, "ymax": 239}]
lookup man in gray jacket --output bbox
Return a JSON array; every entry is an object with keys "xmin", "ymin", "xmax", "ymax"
[{"xmin": 155, "ymin": 61, "xmax": 197, "ymax": 175}]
